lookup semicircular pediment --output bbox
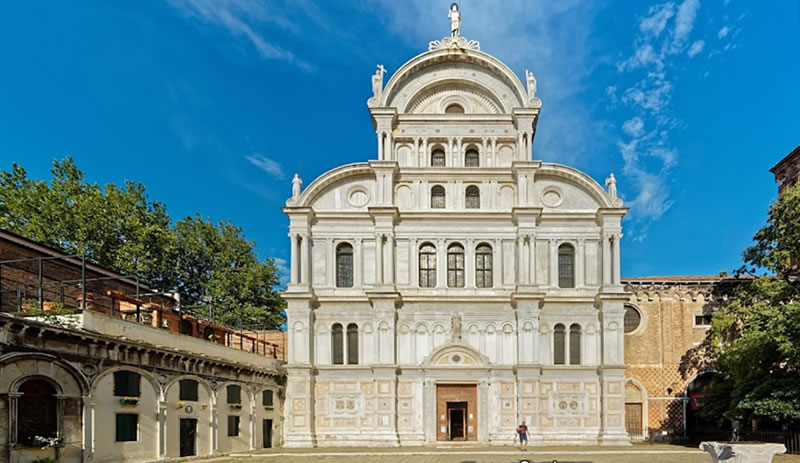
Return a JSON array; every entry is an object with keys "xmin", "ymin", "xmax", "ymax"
[
  {"xmin": 406, "ymin": 83, "xmax": 502, "ymax": 114},
  {"xmin": 424, "ymin": 341, "xmax": 489, "ymax": 367}
]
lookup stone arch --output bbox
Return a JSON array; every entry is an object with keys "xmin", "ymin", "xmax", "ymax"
[
  {"xmin": 164, "ymin": 374, "xmax": 214, "ymax": 402},
  {"xmin": 91, "ymin": 364, "xmax": 163, "ymax": 399},
  {"xmin": 625, "ymin": 378, "xmax": 648, "ymax": 438},
  {"xmin": 0, "ymin": 352, "xmax": 88, "ymax": 397},
  {"xmin": 423, "ymin": 341, "xmax": 490, "ymax": 367}
]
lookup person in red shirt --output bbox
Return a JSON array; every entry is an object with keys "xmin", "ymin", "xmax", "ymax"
[{"xmin": 516, "ymin": 420, "xmax": 529, "ymax": 450}]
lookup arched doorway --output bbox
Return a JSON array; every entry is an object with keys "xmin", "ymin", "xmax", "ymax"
[
  {"xmin": 18, "ymin": 378, "xmax": 59, "ymax": 446},
  {"xmin": 624, "ymin": 381, "xmax": 645, "ymax": 439}
]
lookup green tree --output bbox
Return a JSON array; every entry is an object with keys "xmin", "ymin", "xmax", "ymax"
[
  {"xmin": 702, "ymin": 183, "xmax": 800, "ymax": 424},
  {"xmin": 0, "ymin": 158, "xmax": 285, "ymax": 330}
]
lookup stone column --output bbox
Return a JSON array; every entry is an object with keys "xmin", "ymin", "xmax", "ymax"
[
  {"xmin": 528, "ymin": 234, "xmax": 536, "ymax": 285},
  {"xmin": 354, "ymin": 238, "xmax": 363, "ymax": 287},
  {"xmin": 522, "ymin": 238, "xmax": 530, "ymax": 284},
  {"xmin": 290, "ymin": 233, "xmax": 300, "ymax": 284},
  {"xmin": 602, "ymin": 234, "xmax": 612, "ymax": 286},
  {"xmin": 8, "ymin": 392, "xmax": 20, "ymax": 446},
  {"xmin": 527, "ymin": 130, "xmax": 534, "ymax": 159},
  {"xmin": 377, "ymin": 130, "xmax": 384, "ymax": 160},
  {"xmin": 387, "ymin": 234, "xmax": 395, "ymax": 284},
  {"xmin": 456, "ymin": 137, "xmax": 463, "ymax": 167},
  {"xmin": 481, "ymin": 137, "xmax": 488, "ymax": 166},
  {"xmin": 517, "ymin": 132, "xmax": 524, "ymax": 160},
  {"xmin": 82, "ymin": 395, "xmax": 95, "ymax": 462},
  {"xmin": 423, "ymin": 380, "xmax": 436, "ymax": 443},
  {"xmin": 448, "ymin": 137, "xmax": 454, "ymax": 167},
  {"xmin": 491, "ymin": 137, "xmax": 497, "ymax": 166},
  {"xmin": 613, "ymin": 234, "xmax": 621, "ymax": 285},
  {"xmin": 300, "ymin": 233, "xmax": 310, "ymax": 285},
  {"xmin": 516, "ymin": 236, "xmax": 524, "ymax": 286},
  {"xmin": 158, "ymin": 400, "xmax": 168, "ymax": 457},
  {"xmin": 478, "ymin": 380, "xmax": 489, "ymax": 442},
  {"xmin": 466, "ymin": 237, "xmax": 475, "ymax": 287},
  {"xmin": 385, "ymin": 131, "xmax": 393, "ymax": 161},
  {"xmin": 549, "ymin": 239, "xmax": 558, "ymax": 287},
  {"xmin": 576, "ymin": 239, "xmax": 585, "ymax": 288},
  {"xmin": 436, "ymin": 238, "xmax": 446, "ymax": 288},
  {"xmin": 375, "ymin": 233, "xmax": 384, "ymax": 285},
  {"xmin": 421, "ymin": 138, "xmax": 428, "ymax": 166},
  {"xmin": 409, "ymin": 237, "xmax": 418, "ymax": 287},
  {"xmin": 494, "ymin": 238, "xmax": 503, "ymax": 287}
]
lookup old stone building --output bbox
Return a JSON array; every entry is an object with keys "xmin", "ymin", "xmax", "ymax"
[
  {"xmin": 282, "ymin": 11, "xmax": 629, "ymax": 447},
  {"xmin": 0, "ymin": 230, "xmax": 284, "ymax": 463},
  {"xmin": 771, "ymin": 145, "xmax": 800, "ymax": 194}
]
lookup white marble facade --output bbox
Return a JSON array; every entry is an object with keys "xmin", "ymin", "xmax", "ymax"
[{"xmin": 282, "ymin": 26, "xmax": 630, "ymax": 447}]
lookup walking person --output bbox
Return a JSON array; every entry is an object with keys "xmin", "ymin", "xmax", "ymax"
[{"xmin": 516, "ymin": 420, "xmax": 529, "ymax": 451}]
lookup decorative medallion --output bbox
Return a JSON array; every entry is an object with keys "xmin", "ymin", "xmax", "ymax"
[
  {"xmin": 347, "ymin": 187, "xmax": 370, "ymax": 208},
  {"xmin": 451, "ymin": 354, "xmax": 462, "ymax": 363},
  {"xmin": 184, "ymin": 405, "xmax": 194, "ymax": 414},
  {"xmin": 156, "ymin": 373, "xmax": 169, "ymax": 385},
  {"xmin": 81, "ymin": 363, "xmax": 98, "ymax": 376},
  {"xmin": 541, "ymin": 186, "xmax": 564, "ymax": 208}
]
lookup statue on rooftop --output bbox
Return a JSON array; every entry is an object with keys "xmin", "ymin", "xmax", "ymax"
[
  {"xmin": 292, "ymin": 173, "xmax": 303, "ymax": 200},
  {"xmin": 526, "ymin": 69, "xmax": 537, "ymax": 100},
  {"xmin": 605, "ymin": 173, "xmax": 618, "ymax": 202},
  {"xmin": 449, "ymin": 3, "xmax": 461, "ymax": 38}
]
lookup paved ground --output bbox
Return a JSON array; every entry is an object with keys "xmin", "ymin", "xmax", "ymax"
[{"xmin": 203, "ymin": 444, "xmax": 800, "ymax": 463}]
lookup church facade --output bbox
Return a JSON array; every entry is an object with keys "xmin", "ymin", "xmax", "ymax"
[{"xmin": 282, "ymin": 22, "xmax": 630, "ymax": 446}]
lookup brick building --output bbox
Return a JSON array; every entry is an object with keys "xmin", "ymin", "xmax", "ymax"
[{"xmin": 770, "ymin": 145, "xmax": 800, "ymax": 194}]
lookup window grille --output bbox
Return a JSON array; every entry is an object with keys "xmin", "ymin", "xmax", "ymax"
[
  {"xmin": 465, "ymin": 150, "xmax": 479, "ymax": 167},
  {"xmin": 465, "ymin": 185, "xmax": 480, "ymax": 209},
  {"xmin": 447, "ymin": 244, "xmax": 465, "ymax": 288},
  {"xmin": 558, "ymin": 244, "xmax": 575, "ymax": 288},
  {"xmin": 475, "ymin": 243, "xmax": 493, "ymax": 288},
  {"xmin": 419, "ymin": 243, "xmax": 437, "ymax": 287},
  {"xmin": 553, "ymin": 324, "xmax": 566, "ymax": 365},
  {"xmin": 431, "ymin": 149, "xmax": 446, "ymax": 167},
  {"xmin": 332, "ymin": 323, "xmax": 344, "ymax": 364},
  {"xmin": 431, "ymin": 185, "xmax": 446, "ymax": 208},
  {"xmin": 336, "ymin": 243, "xmax": 354, "ymax": 288},
  {"xmin": 569, "ymin": 324, "xmax": 581, "ymax": 365}
]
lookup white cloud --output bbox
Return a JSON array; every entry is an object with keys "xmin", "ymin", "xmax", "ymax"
[
  {"xmin": 245, "ymin": 154, "xmax": 285, "ymax": 179},
  {"xmin": 623, "ymin": 117, "xmax": 645, "ymax": 137},
  {"xmin": 370, "ymin": 0, "xmax": 602, "ymax": 166},
  {"xmin": 717, "ymin": 25, "xmax": 730, "ymax": 39},
  {"xmin": 672, "ymin": 0, "xmax": 700, "ymax": 47},
  {"xmin": 639, "ymin": 3, "xmax": 676, "ymax": 37},
  {"xmin": 168, "ymin": 0, "xmax": 313, "ymax": 71},
  {"xmin": 687, "ymin": 39, "xmax": 705, "ymax": 57},
  {"xmin": 272, "ymin": 257, "xmax": 290, "ymax": 282}
]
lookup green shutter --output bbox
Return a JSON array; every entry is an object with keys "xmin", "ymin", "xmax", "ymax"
[{"xmin": 116, "ymin": 414, "xmax": 138, "ymax": 442}]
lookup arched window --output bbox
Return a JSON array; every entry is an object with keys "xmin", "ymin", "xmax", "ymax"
[
  {"xmin": 447, "ymin": 243, "xmax": 465, "ymax": 288},
  {"xmin": 431, "ymin": 149, "xmax": 446, "ymax": 167},
  {"xmin": 336, "ymin": 243, "xmax": 354, "ymax": 288},
  {"xmin": 17, "ymin": 378, "xmax": 58, "ymax": 446},
  {"xmin": 569, "ymin": 324, "xmax": 581, "ymax": 365},
  {"xmin": 465, "ymin": 149, "xmax": 479, "ymax": 167},
  {"xmin": 331, "ymin": 323, "xmax": 344, "ymax": 365},
  {"xmin": 431, "ymin": 185, "xmax": 446, "ymax": 208},
  {"xmin": 347, "ymin": 323, "xmax": 359, "ymax": 365},
  {"xmin": 558, "ymin": 243, "xmax": 575, "ymax": 288},
  {"xmin": 624, "ymin": 304, "xmax": 642, "ymax": 334},
  {"xmin": 419, "ymin": 243, "xmax": 437, "ymax": 288},
  {"xmin": 465, "ymin": 185, "xmax": 480, "ymax": 209},
  {"xmin": 475, "ymin": 243, "xmax": 493, "ymax": 288},
  {"xmin": 445, "ymin": 103, "xmax": 464, "ymax": 113},
  {"xmin": 553, "ymin": 324, "xmax": 566, "ymax": 365}
]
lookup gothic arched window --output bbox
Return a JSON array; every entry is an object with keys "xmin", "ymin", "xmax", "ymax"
[
  {"xmin": 419, "ymin": 243, "xmax": 437, "ymax": 288},
  {"xmin": 347, "ymin": 323, "xmax": 359, "ymax": 365},
  {"xmin": 569, "ymin": 323, "xmax": 582, "ymax": 365},
  {"xmin": 554, "ymin": 323, "xmax": 566, "ymax": 365},
  {"xmin": 447, "ymin": 243, "xmax": 465, "ymax": 288},
  {"xmin": 336, "ymin": 243, "xmax": 354, "ymax": 288},
  {"xmin": 431, "ymin": 149, "xmax": 446, "ymax": 167},
  {"xmin": 431, "ymin": 185, "xmax": 446, "ymax": 209},
  {"xmin": 475, "ymin": 243, "xmax": 493, "ymax": 288},
  {"xmin": 465, "ymin": 185, "xmax": 480, "ymax": 209},
  {"xmin": 465, "ymin": 149, "xmax": 479, "ymax": 167},
  {"xmin": 558, "ymin": 243, "xmax": 576, "ymax": 288},
  {"xmin": 332, "ymin": 323, "xmax": 344, "ymax": 365}
]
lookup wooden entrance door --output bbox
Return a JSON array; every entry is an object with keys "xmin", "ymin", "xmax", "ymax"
[
  {"xmin": 625, "ymin": 403, "xmax": 643, "ymax": 438},
  {"xmin": 436, "ymin": 384, "xmax": 477, "ymax": 441}
]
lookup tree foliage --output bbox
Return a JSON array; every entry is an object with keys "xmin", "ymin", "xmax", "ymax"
[
  {"xmin": 0, "ymin": 158, "xmax": 285, "ymax": 329},
  {"xmin": 702, "ymin": 183, "xmax": 800, "ymax": 424}
]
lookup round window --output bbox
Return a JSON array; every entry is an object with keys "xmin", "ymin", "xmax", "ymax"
[{"xmin": 624, "ymin": 304, "xmax": 642, "ymax": 334}]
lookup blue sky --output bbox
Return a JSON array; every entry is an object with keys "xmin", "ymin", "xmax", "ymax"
[{"xmin": 1, "ymin": 1, "xmax": 798, "ymax": 280}]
